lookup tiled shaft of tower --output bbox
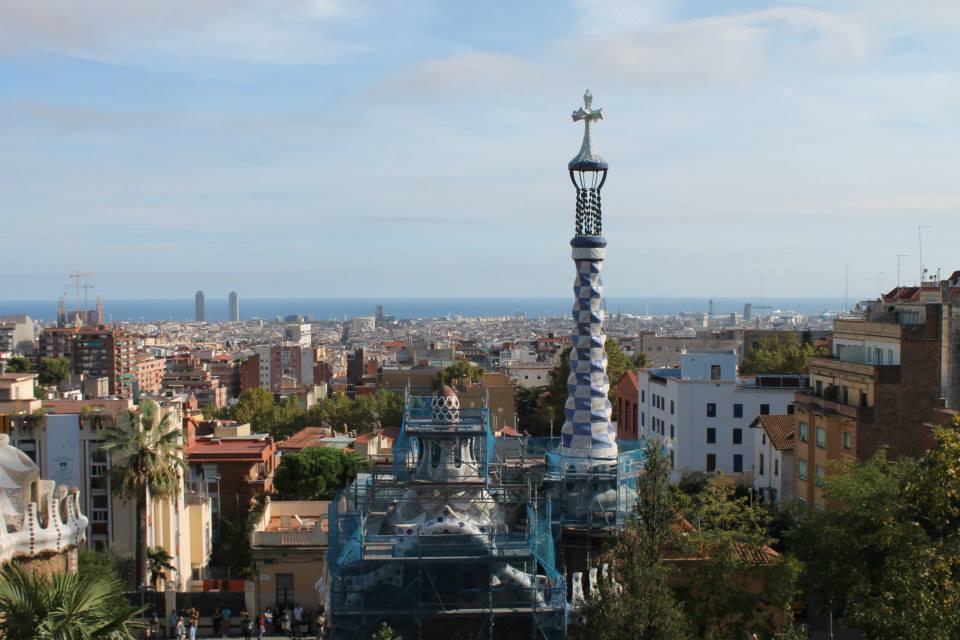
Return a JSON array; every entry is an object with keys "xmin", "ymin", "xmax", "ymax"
[{"xmin": 560, "ymin": 236, "xmax": 618, "ymax": 459}]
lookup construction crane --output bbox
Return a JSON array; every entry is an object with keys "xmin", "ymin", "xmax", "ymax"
[
  {"xmin": 68, "ymin": 272, "xmax": 94, "ymax": 319},
  {"xmin": 82, "ymin": 284, "xmax": 95, "ymax": 325}
]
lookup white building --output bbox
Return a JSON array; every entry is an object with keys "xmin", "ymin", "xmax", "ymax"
[
  {"xmin": 750, "ymin": 415, "xmax": 796, "ymax": 504},
  {"xmin": 504, "ymin": 362, "xmax": 553, "ymax": 389},
  {"xmin": 636, "ymin": 350, "xmax": 805, "ymax": 480},
  {"xmin": 350, "ymin": 316, "xmax": 376, "ymax": 334}
]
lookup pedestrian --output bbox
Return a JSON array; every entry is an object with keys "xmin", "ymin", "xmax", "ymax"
[
  {"xmin": 281, "ymin": 608, "xmax": 292, "ymax": 637},
  {"xmin": 293, "ymin": 604, "xmax": 304, "ymax": 639},
  {"xmin": 264, "ymin": 607, "xmax": 274, "ymax": 634},
  {"xmin": 213, "ymin": 608, "xmax": 222, "ymax": 638},
  {"xmin": 170, "ymin": 611, "xmax": 180, "ymax": 639},
  {"xmin": 189, "ymin": 608, "xmax": 199, "ymax": 640},
  {"xmin": 257, "ymin": 612, "xmax": 266, "ymax": 640},
  {"xmin": 241, "ymin": 609, "xmax": 253, "ymax": 640},
  {"xmin": 315, "ymin": 609, "xmax": 327, "ymax": 640},
  {"xmin": 176, "ymin": 617, "xmax": 186, "ymax": 640}
]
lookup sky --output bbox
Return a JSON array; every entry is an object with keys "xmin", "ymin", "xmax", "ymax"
[{"xmin": 1, "ymin": 0, "xmax": 959, "ymax": 301}]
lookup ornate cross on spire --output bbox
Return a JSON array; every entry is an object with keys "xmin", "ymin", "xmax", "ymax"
[{"xmin": 569, "ymin": 89, "xmax": 607, "ymax": 171}]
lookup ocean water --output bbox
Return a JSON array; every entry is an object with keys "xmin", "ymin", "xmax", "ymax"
[{"xmin": 0, "ymin": 297, "xmax": 846, "ymax": 323}]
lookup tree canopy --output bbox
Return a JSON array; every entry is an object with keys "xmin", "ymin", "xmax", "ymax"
[
  {"xmin": 4, "ymin": 356, "xmax": 31, "ymax": 373},
  {"xmin": 788, "ymin": 427, "xmax": 960, "ymax": 639},
  {"xmin": 574, "ymin": 444, "xmax": 800, "ymax": 640},
  {"xmin": 433, "ymin": 361, "xmax": 484, "ymax": 389},
  {"xmin": 741, "ymin": 336, "xmax": 827, "ymax": 376},
  {"xmin": 38, "ymin": 356, "xmax": 70, "ymax": 386},
  {"xmin": 273, "ymin": 447, "xmax": 372, "ymax": 500},
  {"xmin": 221, "ymin": 388, "xmax": 403, "ymax": 439}
]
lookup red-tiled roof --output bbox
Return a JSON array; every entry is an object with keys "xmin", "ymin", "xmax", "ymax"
[
  {"xmin": 279, "ymin": 426, "xmax": 332, "ymax": 451},
  {"xmin": 751, "ymin": 415, "xmax": 796, "ymax": 451},
  {"xmin": 186, "ymin": 437, "xmax": 273, "ymax": 460}
]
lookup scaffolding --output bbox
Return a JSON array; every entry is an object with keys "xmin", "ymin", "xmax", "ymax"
[{"xmin": 327, "ymin": 391, "xmax": 567, "ymax": 640}]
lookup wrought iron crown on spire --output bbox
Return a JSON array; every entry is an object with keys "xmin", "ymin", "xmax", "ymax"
[{"xmin": 569, "ymin": 90, "xmax": 608, "ymax": 236}]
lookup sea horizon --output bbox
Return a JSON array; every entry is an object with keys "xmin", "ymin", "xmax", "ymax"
[{"xmin": 0, "ymin": 296, "xmax": 851, "ymax": 323}]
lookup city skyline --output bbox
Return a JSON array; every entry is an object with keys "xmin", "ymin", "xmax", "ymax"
[{"xmin": 2, "ymin": 1, "xmax": 959, "ymax": 299}]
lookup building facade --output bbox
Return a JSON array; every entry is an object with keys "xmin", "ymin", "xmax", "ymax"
[{"xmin": 637, "ymin": 351, "xmax": 803, "ymax": 479}]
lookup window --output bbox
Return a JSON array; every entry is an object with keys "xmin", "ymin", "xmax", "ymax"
[
  {"xmin": 843, "ymin": 431, "xmax": 852, "ymax": 450},
  {"xmin": 815, "ymin": 465, "xmax": 826, "ymax": 488},
  {"xmin": 91, "ymin": 494, "xmax": 109, "ymax": 523},
  {"xmin": 706, "ymin": 454, "xmax": 717, "ymax": 472},
  {"xmin": 706, "ymin": 403, "xmax": 716, "ymax": 418},
  {"xmin": 760, "ymin": 404, "xmax": 770, "ymax": 415},
  {"xmin": 276, "ymin": 574, "xmax": 295, "ymax": 607},
  {"xmin": 733, "ymin": 403, "xmax": 743, "ymax": 418},
  {"xmin": 815, "ymin": 380, "xmax": 823, "ymax": 396},
  {"xmin": 670, "ymin": 400, "xmax": 675, "ymax": 415},
  {"xmin": 733, "ymin": 454, "xmax": 743, "ymax": 473},
  {"xmin": 670, "ymin": 424, "xmax": 674, "ymax": 438},
  {"xmin": 842, "ymin": 386, "xmax": 849, "ymax": 405},
  {"xmin": 799, "ymin": 421, "xmax": 809, "ymax": 442},
  {"xmin": 759, "ymin": 454, "xmax": 765, "ymax": 475},
  {"xmin": 710, "ymin": 364, "xmax": 721, "ymax": 380},
  {"xmin": 787, "ymin": 404, "xmax": 795, "ymax": 415},
  {"xmin": 706, "ymin": 428, "xmax": 716, "ymax": 444},
  {"xmin": 860, "ymin": 391, "xmax": 868, "ymax": 408},
  {"xmin": 641, "ymin": 412, "xmax": 645, "ymax": 427},
  {"xmin": 798, "ymin": 459, "xmax": 808, "ymax": 481},
  {"xmin": 16, "ymin": 440, "xmax": 38, "ymax": 466},
  {"xmin": 816, "ymin": 427, "xmax": 826, "ymax": 449},
  {"xmin": 733, "ymin": 428, "xmax": 743, "ymax": 444},
  {"xmin": 762, "ymin": 433, "xmax": 767, "ymax": 445},
  {"xmin": 669, "ymin": 450, "xmax": 675, "ymax": 468},
  {"xmin": 774, "ymin": 458, "xmax": 779, "ymax": 476},
  {"xmin": 641, "ymin": 390, "xmax": 645, "ymax": 403}
]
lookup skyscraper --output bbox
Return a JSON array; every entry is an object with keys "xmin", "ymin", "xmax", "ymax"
[
  {"xmin": 195, "ymin": 290, "xmax": 205, "ymax": 322},
  {"xmin": 228, "ymin": 291, "xmax": 240, "ymax": 322}
]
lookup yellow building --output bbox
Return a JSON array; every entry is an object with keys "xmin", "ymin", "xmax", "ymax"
[{"xmin": 251, "ymin": 499, "xmax": 329, "ymax": 612}]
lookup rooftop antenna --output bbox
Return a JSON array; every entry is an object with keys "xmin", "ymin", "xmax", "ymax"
[
  {"xmin": 844, "ymin": 264, "xmax": 850, "ymax": 312},
  {"xmin": 896, "ymin": 254, "xmax": 909, "ymax": 288},
  {"xmin": 918, "ymin": 225, "xmax": 932, "ymax": 284}
]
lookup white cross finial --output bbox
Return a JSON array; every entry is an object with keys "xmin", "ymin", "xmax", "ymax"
[{"xmin": 569, "ymin": 89, "xmax": 606, "ymax": 170}]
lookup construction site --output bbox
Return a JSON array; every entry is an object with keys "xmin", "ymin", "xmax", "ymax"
[{"xmin": 323, "ymin": 386, "xmax": 644, "ymax": 640}]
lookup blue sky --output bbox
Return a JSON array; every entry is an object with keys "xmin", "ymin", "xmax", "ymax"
[{"xmin": 1, "ymin": 0, "xmax": 958, "ymax": 301}]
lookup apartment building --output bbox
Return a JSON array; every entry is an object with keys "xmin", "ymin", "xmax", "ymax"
[
  {"xmin": 637, "ymin": 350, "xmax": 803, "ymax": 479},
  {"xmin": 135, "ymin": 353, "xmax": 166, "ymax": 396},
  {"xmin": 39, "ymin": 326, "xmax": 137, "ymax": 398},
  {"xmin": 0, "ymin": 315, "xmax": 33, "ymax": 354},
  {"xmin": 792, "ymin": 271, "xmax": 960, "ymax": 509},
  {"xmin": 7, "ymin": 397, "xmax": 211, "ymax": 588},
  {"xmin": 0, "ymin": 373, "xmax": 40, "ymax": 414},
  {"xmin": 749, "ymin": 414, "xmax": 796, "ymax": 504}
]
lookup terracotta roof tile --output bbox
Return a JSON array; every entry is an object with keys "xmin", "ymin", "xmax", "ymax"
[{"xmin": 751, "ymin": 415, "xmax": 796, "ymax": 451}]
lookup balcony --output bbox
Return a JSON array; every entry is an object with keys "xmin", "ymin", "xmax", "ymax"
[
  {"xmin": 795, "ymin": 391, "xmax": 873, "ymax": 422},
  {"xmin": 251, "ymin": 500, "xmax": 329, "ymax": 548},
  {"xmin": 809, "ymin": 356, "xmax": 901, "ymax": 384}
]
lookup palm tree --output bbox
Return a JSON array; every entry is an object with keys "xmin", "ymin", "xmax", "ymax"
[
  {"xmin": 100, "ymin": 399, "xmax": 186, "ymax": 590},
  {"xmin": 147, "ymin": 547, "xmax": 176, "ymax": 591},
  {"xmin": 0, "ymin": 561, "xmax": 142, "ymax": 639}
]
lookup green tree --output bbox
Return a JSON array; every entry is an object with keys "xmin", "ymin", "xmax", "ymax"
[
  {"xmin": 674, "ymin": 475, "xmax": 800, "ymax": 639},
  {"xmin": 0, "ymin": 561, "xmax": 141, "ymax": 640},
  {"xmin": 5, "ymin": 356, "xmax": 31, "ymax": 373},
  {"xmin": 789, "ymin": 430, "xmax": 960, "ymax": 639},
  {"xmin": 100, "ymin": 400, "xmax": 186, "ymax": 589},
  {"xmin": 741, "ymin": 336, "xmax": 827, "ymax": 375},
  {"xmin": 433, "ymin": 361, "xmax": 484, "ymax": 389},
  {"xmin": 147, "ymin": 547, "xmax": 176, "ymax": 591},
  {"xmin": 515, "ymin": 386, "xmax": 553, "ymax": 436},
  {"xmin": 372, "ymin": 622, "xmax": 402, "ymax": 640},
  {"xmin": 274, "ymin": 447, "xmax": 372, "ymax": 500},
  {"xmin": 38, "ymin": 356, "xmax": 70, "ymax": 386},
  {"xmin": 573, "ymin": 442, "xmax": 690, "ymax": 640}
]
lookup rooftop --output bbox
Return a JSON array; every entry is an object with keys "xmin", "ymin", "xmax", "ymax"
[
  {"xmin": 186, "ymin": 435, "xmax": 273, "ymax": 460},
  {"xmin": 750, "ymin": 415, "xmax": 796, "ymax": 451},
  {"xmin": 279, "ymin": 426, "xmax": 333, "ymax": 451}
]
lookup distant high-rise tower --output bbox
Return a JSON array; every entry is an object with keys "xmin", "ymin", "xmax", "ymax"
[
  {"xmin": 195, "ymin": 290, "xmax": 206, "ymax": 322},
  {"xmin": 744, "ymin": 303, "xmax": 753, "ymax": 321},
  {"xmin": 228, "ymin": 291, "xmax": 240, "ymax": 322},
  {"xmin": 560, "ymin": 90, "xmax": 617, "ymax": 461}
]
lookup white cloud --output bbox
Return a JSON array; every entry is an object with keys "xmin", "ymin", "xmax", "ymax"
[
  {"xmin": 0, "ymin": 0, "xmax": 352, "ymax": 63},
  {"xmin": 371, "ymin": 51, "xmax": 539, "ymax": 97}
]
